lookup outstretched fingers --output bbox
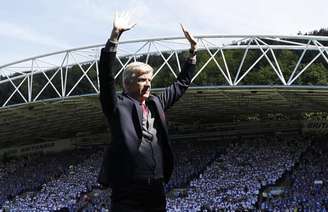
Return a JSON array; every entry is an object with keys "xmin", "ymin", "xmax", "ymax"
[
  {"xmin": 113, "ymin": 11, "xmax": 136, "ymax": 33},
  {"xmin": 180, "ymin": 24, "xmax": 197, "ymax": 48}
]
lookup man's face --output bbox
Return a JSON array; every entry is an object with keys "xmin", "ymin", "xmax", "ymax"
[{"xmin": 126, "ymin": 71, "xmax": 152, "ymax": 102}]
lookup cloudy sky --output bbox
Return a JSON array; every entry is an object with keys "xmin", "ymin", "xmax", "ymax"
[{"xmin": 0, "ymin": 0, "xmax": 327, "ymax": 65}]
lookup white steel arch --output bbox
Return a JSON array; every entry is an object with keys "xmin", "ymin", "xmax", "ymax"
[{"xmin": 1, "ymin": 34, "xmax": 328, "ymax": 108}]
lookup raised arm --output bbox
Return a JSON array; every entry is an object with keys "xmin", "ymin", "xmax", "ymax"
[
  {"xmin": 180, "ymin": 24, "xmax": 197, "ymax": 56},
  {"xmin": 158, "ymin": 24, "xmax": 198, "ymax": 111},
  {"xmin": 99, "ymin": 12, "xmax": 136, "ymax": 119}
]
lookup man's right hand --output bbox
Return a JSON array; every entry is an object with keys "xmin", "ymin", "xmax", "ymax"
[{"xmin": 110, "ymin": 11, "xmax": 136, "ymax": 42}]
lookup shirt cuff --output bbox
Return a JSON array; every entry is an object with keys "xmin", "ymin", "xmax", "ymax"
[{"xmin": 104, "ymin": 40, "xmax": 118, "ymax": 52}]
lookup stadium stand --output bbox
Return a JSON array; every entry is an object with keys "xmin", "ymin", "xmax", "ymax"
[{"xmin": 3, "ymin": 133, "xmax": 328, "ymax": 211}]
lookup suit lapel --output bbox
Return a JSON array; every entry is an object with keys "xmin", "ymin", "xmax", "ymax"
[
  {"xmin": 147, "ymin": 96, "xmax": 168, "ymax": 135},
  {"xmin": 123, "ymin": 92, "xmax": 143, "ymax": 138},
  {"xmin": 134, "ymin": 101, "xmax": 143, "ymax": 137}
]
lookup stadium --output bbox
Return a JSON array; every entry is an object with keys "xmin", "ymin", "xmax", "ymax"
[{"xmin": 1, "ymin": 34, "xmax": 328, "ymax": 211}]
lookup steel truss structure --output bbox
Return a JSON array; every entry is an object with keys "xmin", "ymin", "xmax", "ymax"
[{"xmin": 1, "ymin": 35, "xmax": 328, "ymax": 108}]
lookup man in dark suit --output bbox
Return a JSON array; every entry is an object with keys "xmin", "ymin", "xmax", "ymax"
[{"xmin": 98, "ymin": 12, "xmax": 197, "ymax": 212}]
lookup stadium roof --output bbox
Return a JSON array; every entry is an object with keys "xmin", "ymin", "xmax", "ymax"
[{"xmin": 1, "ymin": 87, "xmax": 328, "ymax": 149}]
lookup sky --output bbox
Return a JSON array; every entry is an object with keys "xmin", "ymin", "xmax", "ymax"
[{"xmin": 0, "ymin": 0, "xmax": 328, "ymax": 65}]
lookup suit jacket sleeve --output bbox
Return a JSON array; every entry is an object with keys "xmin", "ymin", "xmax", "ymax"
[
  {"xmin": 99, "ymin": 47, "xmax": 117, "ymax": 120},
  {"xmin": 158, "ymin": 60, "xmax": 195, "ymax": 111}
]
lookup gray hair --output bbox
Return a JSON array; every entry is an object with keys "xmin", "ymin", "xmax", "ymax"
[{"xmin": 122, "ymin": 62, "xmax": 153, "ymax": 89}]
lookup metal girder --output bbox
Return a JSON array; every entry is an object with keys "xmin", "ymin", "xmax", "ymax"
[{"xmin": 1, "ymin": 35, "xmax": 328, "ymax": 108}]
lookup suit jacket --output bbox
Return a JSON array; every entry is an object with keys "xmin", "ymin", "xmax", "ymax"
[{"xmin": 98, "ymin": 48, "xmax": 195, "ymax": 187}]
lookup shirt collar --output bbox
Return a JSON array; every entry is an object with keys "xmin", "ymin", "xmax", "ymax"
[{"xmin": 123, "ymin": 91, "xmax": 147, "ymax": 105}]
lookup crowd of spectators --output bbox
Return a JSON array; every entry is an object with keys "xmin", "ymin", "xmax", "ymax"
[
  {"xmin": 0, "ymin": 149, "xmax": 90, "ymax": 207},
  {"xmin": 1, "ymin": 148, "xmax": 107, "ymax": 211},
  {"xmin": 166, "ymin": 140, "xmax": 222, "ymax": 191},
  {"xmin": 262, "ymin": 138, "xmax": 328, "ymax": 211},
  {"xmin": 0, "ymin": 139, "xmax": 222, "ymax": 211},
  {"xmin": 166, "ymin": 135, "xmax": 309, "ymax": 211},
  {"xmin": 3, "ymin": 134, "xmax": 328, "ymax": 211}
]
